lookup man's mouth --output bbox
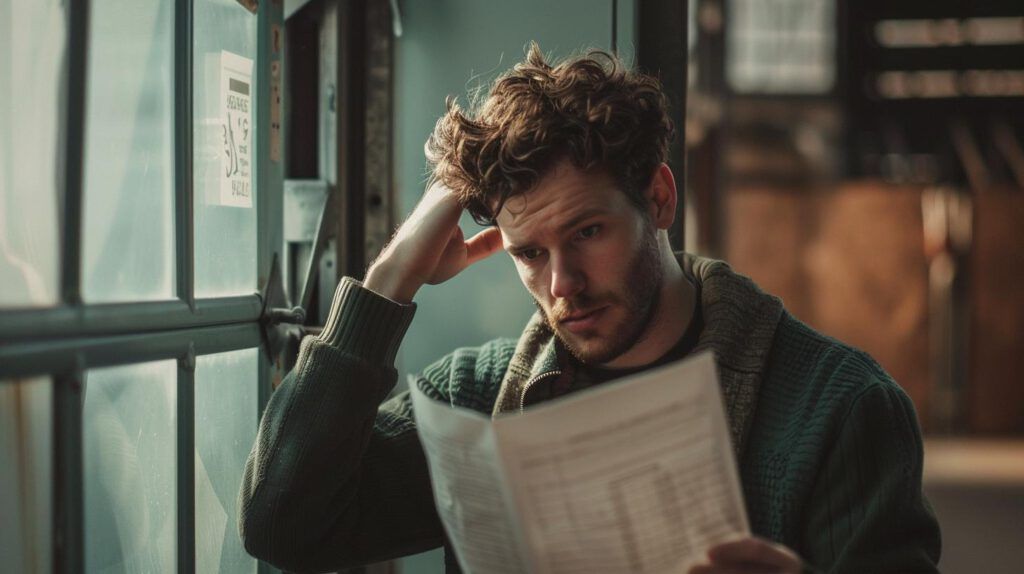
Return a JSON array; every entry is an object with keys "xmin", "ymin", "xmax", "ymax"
[{"xmin": 559, "ymin": 306, "xmax": 608, "ymax": 333}]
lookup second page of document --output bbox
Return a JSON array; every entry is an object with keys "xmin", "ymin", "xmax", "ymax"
[{"xmin": 492, "ymin": 351, "xmax": 749, "ymax": 574}]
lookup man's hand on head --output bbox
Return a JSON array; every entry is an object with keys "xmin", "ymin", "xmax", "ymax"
[
  {"xmin": 364, "ymin": 182, "xmax": 503, "ymax": 304},
  {"xmin": 688, "ymin": 537, "xmax": 803, "ymax": 574}
]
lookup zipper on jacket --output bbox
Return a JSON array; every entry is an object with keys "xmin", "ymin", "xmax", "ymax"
[{"xmin": 519, "ymin": 370, "xmax": 561, "ymax": 412}]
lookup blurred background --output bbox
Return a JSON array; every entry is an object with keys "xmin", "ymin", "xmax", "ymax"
[{"xmin": 2, "ymin": 0, "xmax": 1021, "ymax": 573}]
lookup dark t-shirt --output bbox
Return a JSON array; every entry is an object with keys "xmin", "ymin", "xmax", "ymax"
[{"xmin": 533, "ymin": 278, "xmax": 704, "ymax": 402}]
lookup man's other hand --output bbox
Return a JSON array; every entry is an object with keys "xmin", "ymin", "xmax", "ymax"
[
  {"xmin": 364, "ymin": 182, "xmax": 503, "ymax": 303},
  {"xmin": 688, "ymin": 536, "xmax": 803, "ymax": 574}
]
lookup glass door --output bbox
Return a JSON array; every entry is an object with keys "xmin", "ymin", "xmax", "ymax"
[{"xmin": 0, "ymin": 1, "xmax": 285, "ymax": 572}]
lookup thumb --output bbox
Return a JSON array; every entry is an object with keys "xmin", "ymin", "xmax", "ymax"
[{"xmin": 465, "ymin": 227, "xmax": 503, "ymax": 265}]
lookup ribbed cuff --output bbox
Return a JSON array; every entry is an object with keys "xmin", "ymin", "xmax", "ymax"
[{"xmin": 317, "ymin": 277, "xmax": 416, "ymax": 366}]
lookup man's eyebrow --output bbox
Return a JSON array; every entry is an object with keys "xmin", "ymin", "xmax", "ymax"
[
  {"xmin": 504, "ymin": 207, "xmax": 609, "ymax": 252},
  {"xmin": 504, "ymin": 238, "xmax": 532, "ymax": 253},
  {"xmin": 556, "ymin": 207, "xmax": 609, "ymax": 234}
]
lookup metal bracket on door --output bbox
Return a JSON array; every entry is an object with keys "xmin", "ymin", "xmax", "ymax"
[
  {"xmin": 259, "ymin": 253, "xmax": 305, "ymax": 369},
  {"xmin": 298, "ymin": 184, "xmax": 339, "ymax": 315},
  {"xmin": 260, "ymin": 180, "xmax": 340, "ymax": 371}
]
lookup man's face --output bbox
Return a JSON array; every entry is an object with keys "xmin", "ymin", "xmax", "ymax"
[{"xmin": 495, "ymin": 160, "xmax": 664, "ymax": 365}]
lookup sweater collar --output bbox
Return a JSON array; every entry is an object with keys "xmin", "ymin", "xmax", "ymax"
[
  {"xmin": 491, "ymin": 254, "xmax": 783, "ymax": 457},
  {"xmin": 682, "ymin": 254, "xmax": 784, "ymax": 456}
]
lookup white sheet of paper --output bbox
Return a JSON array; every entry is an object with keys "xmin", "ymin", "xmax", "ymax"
[
  {"xmin": 410, "ymin": 385, "xmax": 532, "ymax": 574},
  {"xmin": 411, "ymin": 351, "xmax": 748, "ymax": 574}
]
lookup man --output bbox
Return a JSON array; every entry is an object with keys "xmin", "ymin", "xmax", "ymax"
[{"xmin": 239, "ymin": 46, "xmax": 941, "ymax": 573}]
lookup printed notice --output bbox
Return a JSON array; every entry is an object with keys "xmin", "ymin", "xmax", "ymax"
[{"xmin": 220, "ymin": 51, "xmax": 253, "ymax": 208}]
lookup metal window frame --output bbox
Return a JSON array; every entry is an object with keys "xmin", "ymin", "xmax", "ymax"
[
  {"xmin": 177, "ymin": 346, "xmax": 197, "ymax": 574},
  {"xmin": 721, "ymin": 0, "xmax": 841, "ymax": 100},
  {"xmin": 52, "ymin": 0, "xmax": 90, "ymax": 570},
  {"xmin": 1, "ymin": 1, "xmax": 283, "ymax": 572},
  {"xmin": 176, "ymin": 0, "xmax": 196, "ymax": 312},
  {"xmin": 1, "ymin": 323, "xmax": 262, "ymax": 383},
  {"xmin": 58, "ymin": 0, "xmax": 89, "ymax": 309},
  {"xmin": 0, "ymin": 296, "xmax": 263, "ymax": 343},
  {"xmin": 52, "ymin": 371, "xmax": 83, "ymax": 574}
]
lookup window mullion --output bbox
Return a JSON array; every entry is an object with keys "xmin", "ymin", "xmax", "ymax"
[
  {"xmin": 0, "ymin": 323, "xmax": 261, "ymax": 380},
  {"xmin": 176, "ymin": 0, "xmax": 195, "ymax": 309},
  {"xmin": 256, "ymin": 2, "xmax": 284, "ymax": 570},
  {"xmin": 0, "ymin": 295, "xmax": 263, "ymax": 344},
  {"xmin": 256, "ymin": 0, "xmax": 284, "ymax": 296},
  {"xmin": 60, "ymin": 0, "xmax": 90, "ymax": 306},
  {"xmin": 177, "ymin": 349, "xmax": 196, "ymax": 574},
  {"xmin": 54, "ymin": 0, "xmax": 89, "ymax": 566},
  {"xmin": 53, "ymin": 370, "xmax": 84, "ymax": 574}
]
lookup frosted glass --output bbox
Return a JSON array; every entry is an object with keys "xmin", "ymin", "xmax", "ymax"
[
  {"xmin": 0, "ymin": 377, "xmax": 53, "ymax": 574},
  {"xmin": 194, "ymin": 347, "xmax": 259, "ymax": 574},
  {"xmin": 193, "ymin": 0, "xmax": 258, "ymax": 298},
  {"xmin": 0, "ymin": 0, "xmax": 64, "ymax": 306},
  {"xmin": 84, "ymin": 361, "xmax": 177, "ymax": 573},
  {"xmin": 82, "ymin": 0, "xmax": 175, "ymax": 302}
]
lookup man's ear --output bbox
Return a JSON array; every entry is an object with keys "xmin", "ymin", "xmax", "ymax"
[{"xmin": 644, "ymin": 163, "xmax": 677, "ymax": 230}]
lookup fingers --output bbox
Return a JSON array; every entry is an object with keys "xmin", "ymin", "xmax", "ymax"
[
  {"xmin": 705, "ymin": 537, "xmax": 802, "ymax": 572},
  {"xmin": 465, "ymin": 227, "xmax": 504, "ymax": 265}
]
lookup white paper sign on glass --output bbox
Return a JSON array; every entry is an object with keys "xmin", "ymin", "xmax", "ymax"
[
  {"xmin": 219, "ymin": 50, "xmax": 253, "ymax": 208},
  {"xmin": 411, "ymin": 351, "xmax": 749, "ymax": 574}
]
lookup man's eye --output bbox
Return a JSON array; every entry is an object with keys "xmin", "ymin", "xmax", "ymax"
[
  {"xmin": 518, "ymin": 248, "xmax": 542, "ymax": 261},
  {"xmin": 576, "ymin": 224, "xmax": 600, "ymax": 240}
]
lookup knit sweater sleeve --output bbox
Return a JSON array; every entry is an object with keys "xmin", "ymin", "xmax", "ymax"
[
  {"xmin": 801, "ymin": 378, "xmax": 942, "ymax": 573},
  {"xmin": 237, "ymin": 278, "xmax": 446, "ymax": 572}
]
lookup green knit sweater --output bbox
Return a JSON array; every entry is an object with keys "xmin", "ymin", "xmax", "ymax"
[{"xmin": 238, "ymin": 256, "xmax": 941, "ymax": 573}]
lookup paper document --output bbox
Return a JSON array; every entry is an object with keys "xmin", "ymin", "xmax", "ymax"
[{"xmin": 410, "ymin": 351, "xmax": 749, "ymax": 574}]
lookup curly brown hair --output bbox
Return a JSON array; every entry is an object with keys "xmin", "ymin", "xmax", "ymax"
[{"xmin": 425, "ymin": 43, "xmax": 675, "ymax": 226}]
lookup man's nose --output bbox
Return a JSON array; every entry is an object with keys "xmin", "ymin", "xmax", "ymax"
[{"xmin": 549, "ymin": 253, "xmax": 585, "ymax": 300}]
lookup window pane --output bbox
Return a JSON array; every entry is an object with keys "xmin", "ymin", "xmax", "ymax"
[
  {"xmin": 194, "ymin": 347, "xmax": 259, "ymax": 574},
  {"xmin": 0, "ymin": 377, "xmax": 53, "ymax": 574},
  {"xmin": 82, "ymin": 0, "xmax": 175, "ymax": 302},
  {"xmin": 0, "ymin": 1, "xmax": 64, "ymax": 307},
  {"xmin": 727, "ymin": 0, "xmax": 836, "ymax": 94},
  {"xmin": 193, "ymin": 0, "xmax": 258, "ymax": 298},
  {"xmin": 84, "ymin": 360, "xmax": 177, "ymax": 573}
]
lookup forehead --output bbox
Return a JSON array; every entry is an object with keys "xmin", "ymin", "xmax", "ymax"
[{"xmin": 495, "ymin": 160, "xmax": 628, "ymax": 240}]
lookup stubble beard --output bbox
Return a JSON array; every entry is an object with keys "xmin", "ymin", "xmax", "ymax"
[{"xmin": 537, "ymin": 226, "xmax": 664, "ymax": 365}]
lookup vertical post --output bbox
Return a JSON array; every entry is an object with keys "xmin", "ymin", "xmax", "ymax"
[
  {"xmin": 55, "ymin": 0, "xmax": 89, "ymax": 568},
  {"xmin": 257, "ymin": 0, "xmax": 285, "ymax": 293},
  {"xmin": 687, "ymin": 0, "xmax": 726, "ymax": 255},
  {"xmin": 315, "ymin": 0, "xmax": 339, "ymax": 326},
  {"xmin": 177, "ymin": 348, "xmax": 196, "ymax": 574},
  {"xmin": 364, "ymin": 0, "xmax": 396, "ymax": 268},
  {"xmin": 52, "ymin": 371, "xmax": 83, "ymax": 574},
  {"xmin": 636, "ymin": 0, "xmax": 689, "ymax": 251},
  {"xmin": 60, "ymin": 0, "xmax": 90, "ymax": 305},
  {"xmin": 611, "ymin": 0, "xmax": 618, "ymax": 54},
  {"xmin": 255, "ymin": 0, "xmax": 285, "ymax": 431},
  {"xmin": 256, "ymin": 348, "xmax": 278, "ymax": 574},
  {"xmin": 175, "ymin": 0, "xmax": 195, "ymax": 310},
  {"xmin": 922, "ymin": 187, "xmax": 973, "ymax": 433},
  {"xmin": 257, "ymin": 3, "xmax": 285, "ymax": 571},
  {"xmin": 337, "ymin": 0, "xmax": 368, "ymax": 279}
]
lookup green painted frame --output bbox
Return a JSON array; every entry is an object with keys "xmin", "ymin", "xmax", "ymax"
[{"xmin": 0, "ymin": 1, "xmax": 284, "ymax": 572}]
